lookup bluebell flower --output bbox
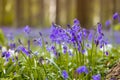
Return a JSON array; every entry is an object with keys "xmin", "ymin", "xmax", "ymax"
[
  {"xmin": 72, "ymin": 18, "xmax": 81, "ymax": 32},
  {"xmin": 24, "ymin": 25, "xmax": 31, "ymax": 34},
  {"xmin": 113, "ymin": 12, "xmax": 119, "ymax": 20},
  {"xmin": 62, "ymin": 70, "xmax": 68, "ymax": 79},
  {"xmin": 88, "ymin": 32, "xmax": 93, "ymax": 42},
  {"xmin": 39, "ymin": 32, "xmax": 42, "ymax": 36},
  {"xmin": 5, "ymin": 52, "xmax": 10, "ymax": 59},
  {"xmin": 68, "ymin": 50, "xmax": 73, "ymax": 56},
  {"xmin": 76, "ymin": 66, "xmax": 88, "ymax": 74},
  {"xmin": 9, "ymin": 43, "xmax": 16, "ymax": 50},
  {"xmin": 50, "ymin": 46, "xmax": 58, "ymax": 57},
  {"xmin": 92, "ymin": 74, "xmax": 101, "ymax": 80},
  {"xmin": 6, "ymin": 33, "xmax": 14, "ymax": 41},
  {"xmin": 77, "ymin": 44, "xmax": 81, "ymax": 52},
  {"xmin": 63, "ymin": 45, "xmax": 67, "ymax": 54},
  {"xmin": 95, "ymin": 23, "xmax": 106, "ymax": 47},
  {"xmin": 82, "ymin": 49, "xmax": 86, "ymax": 54},
  {"xmin": 97, "ymin": 23, "xmax": 102, "ymax": 34},
  {"xmin": 33, "ymin": 38, "xmax": 42, "ymax": 47},
  {"xmin": 73, "ymin": 18, "xmax": 80, "ymax": 25},
  {"xmin": 2, "ymin": 51, "xmax": 11, "ymax": 61},
  {"xmin": 82, "ymin": 28, "xmax": 89, "ymax": 38},
  {"xmin": 104, "ymin": 51, "xmax": 109, "ymax": 56},
  {"xmin": 18, "ymin": 46, "xmax": 30, "ymax": 56},
  {"xmin": 12, "ymin": 58, "xmax": 15, "ymax": 62},
  {"xmin": 105, "ymin": 20, "xmax": 111, "ymax": 27},
  {"xmin": 2, "ymin": 51, "xmax": 7, "ymax": 57},
  {"xmin": 50, "ymin": 23, "xmax": 67, "ymax": 44}
]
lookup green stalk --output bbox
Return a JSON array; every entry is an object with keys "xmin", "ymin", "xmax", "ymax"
[
  {"xmin": 30, "ymin": 51, "xmax": 48, "ymax": 79},
  {"xmin": 90, "ymin": 41, "xmax": 94, "ymax": 75},
  {"xmin": 75, "ymin": 48, "xmax": 79, "ymax": 66},
  {"xmin": 21, "ymin": 53, "xmax": 33, "ymax": 79},
  {"xmin": 46, "ymin": 58, "xmax": 72, "ymax": 80}
]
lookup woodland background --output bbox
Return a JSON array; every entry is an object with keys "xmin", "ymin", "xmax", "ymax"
[{"xmin": 0, "ymin": 0, "xmax": 120, "ymax": 28}]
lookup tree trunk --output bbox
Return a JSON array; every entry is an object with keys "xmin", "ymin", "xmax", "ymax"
[
  {"xmin": 66, "ymin": 0, "xmax": 71, "ymax": 24},
  {"xmin": 28, "ymin": 0, "xmax": 32, "ymax": 26},
  {"xmin": 1, "ymin": 0, "xmax": 6, "ymax": 26},
  {"xmin": 77, "ymin": 0, "xmax": 94, "ymax": 28},
  {"xmin": 56, "ymin": 0, "xmax": 60, "ymax": 24},
  {"xmin": 15, "ymin": 0, "xmax": 25, "ymax": 27}
]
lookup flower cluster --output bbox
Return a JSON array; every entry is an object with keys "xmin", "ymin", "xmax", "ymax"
[{"xmin": 1, "ymin": 12, "xmax": 119, "ymax": 80}]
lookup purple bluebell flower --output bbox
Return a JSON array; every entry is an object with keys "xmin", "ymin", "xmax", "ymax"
[
  {"xmin": 77, "ymin": 44, "xmax": 81, "ymax": 52},
  {"xmin": 76, "ymin": 66, "xmax": 88, "ymax": 74},
  {"xmin": 50, "ymin": 46, "xmax": 58, "ymax": 57},
  {"xmin": 6, "ymin": 33, "xmax": 14, "ymax": 41},
  {"xmin": 18, "ymin": 46, "xmax": 30, "ymax": 56},
  {"xmin": 50, "ymin": 23, "xmax": 67, "ymax": 44},
  {"xmin": 62, "ymin": 70, "xmax": 68, "ymax": 79},
  {"xmin": 39, "ymin": 32, "xmax": 42, "ymax": 36},
  {"xmin": 74, "ymin": 18, "xmax": 80, "ymax": 25},
  {"xmin": 72, "ymin": 18, "xmax": 81, "ymax": 32},
  {"xmin": 2, "ymin": 51, "xmax": 7, "ymax": 57},
  {"xmin": 12, "ymin": 58, "xmax": 15, "ymax": 62},
  {"xmin": 68, "ymin": 50, "xmax": 73, "ymax": 56},
  {"xmin": 92, "ymin": 74, "xmax": 101, "ymax": 80},
  {"xmin": 24, "ymin": 25, "xmax": 31, "ymax": 34},
  {"xmin": 5, "ymin": 52, "xmax": 10, "ymax": 59},
  {"xmin": 104, "ymin": 51, "xmax": 109, "ymax": 56},
  {"xmin": 97, "ymin": 23, "xmax": 102, "ymax": 34},
  {"xmin": 33, "ymin": 38, "xmax": 42, "ymax": 47},
  {"xmin": 88, "ymin": 32, "xmax": 93, "ymax": 42},
  {"xmin": 82, "ymin": 28, "xmax": 89, "ymax": 38},
  {"xmin": 63, "ymin": 45, "xmax": 67, "ymax": 54},
  {"xmin": 82, "ymin": 49, "xmax": 86, "ymax": 54},
  {"xmin": 95, "ymin": 23, "xmax": 107, "ymax": 48},
  {"xmin": 113, "ymin": 12, "xmax": 119, "ymax": 20},
  {"xmin": 99, "ymin": 39, "xmax": 108, "ymax": 48},
  {"xmin": 77, "ymin": 32, "xmax": 82, "ymax": 42},
  {"xmin": 2, "ymin": 51, "xmax": 11, "ymax": 61},
  {"xmin": 105, "ymin": 20, "xmax": 111, "ymax": 27},
  {"xmin": 9, "ymin": 43, "xmax": 16, "ymax": 50},
  {"xmin": 94, "ymin": 39, "xmax": 100, "ymax": 47}
]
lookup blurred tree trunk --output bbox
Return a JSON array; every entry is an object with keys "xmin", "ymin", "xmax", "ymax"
[
  {"xmin": 77, "ymin": 0, "xmax": 94, "ymax": 28},
  {"xmin": 38, "ymin": 0, "xmax": 45, "ymax": 26},
  {"xmin": 100, "ymin": 0, "xmax": 113, "ymax": 25},
  {"xmin": 0, "ymin": 0, "xmax": 2, "ymax": 26},
  {"xmin": 28, "ymin": 0, "xmax": 32, "ymax": 26},
  {"xmin": 1, "ymin": 0, "xmax": 6, "ymax": 26},
  {"xmin": 116, "ymin": 0, "xmax": 120, "ymax": 13},
  {"xmin": 113, "ymin": 0, "xmax": 116, "ymax": 13},
  {"xmin": 66, "ymin": 0, "xmax": 71, "ymax": 24},
  {"xmin": 56, "ymin": 0, "xmax": 60, "ymax": 24},
  {"xmin": 15, "ymin": 0, "xmax": 24, "ymax": 27}
]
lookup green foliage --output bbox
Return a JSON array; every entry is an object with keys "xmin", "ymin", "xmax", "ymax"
[
  {"xmin": 0, "ymin": 43, "xmax": 120, "ymax": 80},
  {"xmin": 0, "ymin": 29, "xmax": 5, "ymax": 45}
]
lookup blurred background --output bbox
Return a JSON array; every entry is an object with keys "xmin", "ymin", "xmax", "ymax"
[{"xmin": 0, "ymin": 0, "xmax": 120, "ymax": 28}]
